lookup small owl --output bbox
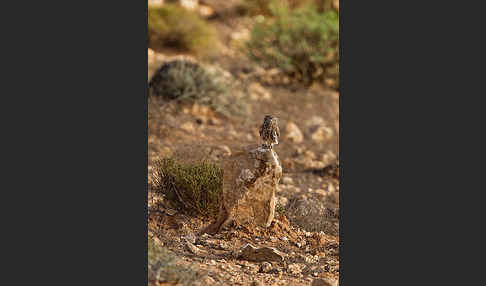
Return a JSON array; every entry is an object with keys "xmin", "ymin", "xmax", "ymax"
[{"xmin": 259, "ymin": 115, "xmax": 280, "ymax": 149}]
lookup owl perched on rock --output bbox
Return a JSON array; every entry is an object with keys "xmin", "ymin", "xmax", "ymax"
[{"xmin": 259, "ymin": 115, "xmax": 280, "ymax": 149}]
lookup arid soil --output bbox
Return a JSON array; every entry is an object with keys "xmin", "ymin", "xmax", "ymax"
[{"xmin": 148, "ymin": 3, "xmax": 339, "ymax": 285}]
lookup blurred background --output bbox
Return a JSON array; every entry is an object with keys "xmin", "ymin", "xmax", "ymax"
[{"xmin": 148, "ymin": 1, "xmax": 340, "ymax": 285}]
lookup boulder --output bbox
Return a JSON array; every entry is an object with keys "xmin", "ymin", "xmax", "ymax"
[
  {"xmin": 202, "ymin": 145, "xmax": 282, "ymax": 234},
  {"xmin": 237, "ymin": 243, "xmax": 285, "ymax": 262}
]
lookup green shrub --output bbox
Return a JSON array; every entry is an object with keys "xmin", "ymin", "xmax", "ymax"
[
  {"xmin": 148, "ymin": 5, "xmax": 217, "ymax": 56},
  {"xmin": 148, "ymin": 60, "xmax": 248, "ymax": 116},
  {"xmin": 246, "ymin": 1, "xmax": 339, "ymax": 86},
  {"xmin": 243, "ymin": 0, "xmax": 336, "ymax": 16},
  {"xmin": 148, "ymin": 238, "xmax": 202, "ymax": 285},
  {"xmin": 151, "ymin": 158, "xmax": 223, "ymax": 218}
]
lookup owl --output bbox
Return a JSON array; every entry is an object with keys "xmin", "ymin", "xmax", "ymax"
[{"xmin": 259, "ymin": 115, "xmax": 280, "ymax": 149}]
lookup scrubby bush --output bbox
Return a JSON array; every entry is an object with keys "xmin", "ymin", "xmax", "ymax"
[
  {"xmin": 148, "ymin": 4, "xmax": 217, "ymax": 56},
  {"xmin": 151, "ymin": 158, "xmax": 223, "ymax": 218},
  {"xmin": 148, "ymin": 60, "xmax": 248, "ymax": 116},
  {"xmin": 246, "ymin": 1, "xmax": 339, "ymax": 86},
  {"xmin": 148, "ymin": 238, "xmax": 203, "ymax": 285},
  {"xmin": 243, "ymin": 0, "xmax": 337, "ymax": 16}
]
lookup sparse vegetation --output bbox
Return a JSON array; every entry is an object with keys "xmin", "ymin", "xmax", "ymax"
[
  {"xmin": 246, "ymin": 1, "xmax": 339, "ymax": 86},
  {"xmin": 148, "ymin": 238, "xmax": 203, "ymax": 286},
  {"xmin": 151, "ymin": 158, "xmax": 223, "ymax": 218},
  {"xmin": 243, "ymin": 0, "xmax": 337, "ymax": 16},
  {"xmin": 148, "ymin": 4, "xmax": 217, "ymax": 56},
  {"xmin": 148, "ymin": 60, "xmax": 248, "ymax": 116}
]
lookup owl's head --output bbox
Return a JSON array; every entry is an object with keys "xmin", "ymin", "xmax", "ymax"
[{"xmin": 263, "ymin": 115, "xmax": 278, "ymax": 123}]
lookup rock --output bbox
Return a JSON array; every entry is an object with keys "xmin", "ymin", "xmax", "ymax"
[
  {"xmin": 305, "ymin": 116, "xmax": 326, "ymax": 129},
  {"xmin": 208, "ymin": 145, "xmax": 232, "ymax": 161},
  {"xmin": 259, "ymin": 262, "xmax": 272, "ymax": 273},
  {"xmin": 287, "ymin": 263, "xmax": 304, "ymax": 275},
  {"xmin": 198, "ymin": 4, "xmax": 215, "ymax": 17},
  {"xmin": 183, "ymin": 233, "xmax": 196, "ymax": 244},
  {"xmin": 202, "ymin": 276, "xmax": 216, "ymax": 284},
  {"xmin": 312, "ymin": 277, "xmax": 338, "ymax": 286},
  {"xmin": 148, "ymin": 0, "xmax": 164, "ymax": 6},
  {"xmin": 248, "ymin": 82, "xmax": 271, "ymax": 101},
  {"xmin": 238, "ymin": 243, "xmax": 286, "ymax": 262},
  {"xmin": 277, "ymin": 196, "xmax": 288, "ymax": 207},
  {"xmin": 180, "ymin": 0, "xmax": 199, "ymax": 10},
  {"xmin": 186, "ymin": 241, "xmax": 207, "ymax": 255},
  {"xmin": 281, "ymin": 176, "xmax": 293, "ymax": 185},
  {"xmin": 285, "ymin": 122, "xmax": 304, "ymax": 143},
  {"xmin": 311, "ymin": 126, "xmax": 333, "ymax": 142},
  {"xmin": 202, "ymin": 145, "xmax": 282, "ymax": 234},
  {"xmin": 251, "ymin": 279, "xmax": 264, "ymax": 286},
  {"xmin": 180, "ymin": 121, "xmax": 196, "ymax": 133}
]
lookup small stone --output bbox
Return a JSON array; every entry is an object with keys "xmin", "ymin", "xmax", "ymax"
[
  {"xmin": 202, "ymin": 276, "xmax": 216, "ymax": 284},
  {"xmin": 305, "ymin": 116, "xmax": 326, "ymax": 128},
  {"xmin": 248, "ymin": 82, "xmax": 271, "ymax": 101},
  {"xmin": 259, "ymin": 262, "xmax": 272, "ymax": 273},
  {"xmin": 311, "ymin": 126, "xmax": 333, "ymax": 142},
  {"xmin": 238, "ymin": 243, "xmax": 285, "ymax": 262},
  {"xmin": 277, "ymin": 196, "xmax": 288, "ymax": 207},
  {"xmin": 282, "ymin": 176, "xmax": 293, "ymax": 185},
  {"xmin": 285, "ymin": 122, "xmax": 304, "ymax": 143},
  {"xmin": 198, "ymin": 4, "xmax": 215, "ymax": 17},
  {"xmin": 180, "ymin": 121, "xmax": 195, "ymax": 133},
  {"xmin": 312, "ymin": 277, "xmax": 338, "ymax": 286},
  {"xmin": 186, "ymin": 241, "xmax": 207, "ymax": 255},
  {"xmin": 251, "ymin": 279, "xmax": 264, "ymax": 286},
  {"xmin": 287, "ymin": 263, "xmax": 304, "ymax": 275},
  {"xmin": 183, "ymin": 233, "xmax": 196, "ymax": 244}
]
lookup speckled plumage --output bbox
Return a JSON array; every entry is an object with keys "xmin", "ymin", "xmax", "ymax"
[{"xmin": 259, "ymin": 115, "xmax": 280, "ymax": 149}]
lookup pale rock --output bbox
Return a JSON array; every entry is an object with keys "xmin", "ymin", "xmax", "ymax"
[
  {"xmin": 282, "ymin": 176, "xmax": 293, "ymax": 185},
  {"xmin": 180, "ymin": 121, "xmax": 195, "ymax": 133},
  {"xmin": 328, "ymin": 184, "xmax": 335, "ymax": 193},
  {"xmin": 186, "ymin": 241, "xmax": 207, "ymax": 255},
  {"xmin": 287, "ymin": 263, "xmax": 305, "ymax": 275},
  {"xmin": 148, "ymin": 0, "xmax": 164, "ymax": 6},
  {"xmin": 248, "ymin": 82, "xmax": 271, "ymax": 101},
  {"xmin": 231, "ymin": 28, "xmax": 250, "ymax": 42},
  {"xmin": 277, "ymin": 196, "xmax": 288, "ymax": 207},
  {"xmin": 305, "ymin": 116, "xmax": 326, "ymax": 128},
  {"xmin": 259, "ymin": 262, "xmax": 272, "ymax": 273},
  {"xmin": 311, "ymin": 126, "xmax": 333, "ymax": 142},
  {"xmin": 180, "ymin": 0, "xmax": 198, "ymax": 10},
  {"xmin": 208, "ymin": 145, "xmax": 232, "ymax": 161},
  {"xmin": 198, "ymin": 4, "xmax": 215, "ymax": 17},
  {"xmin": 285, "ymin": 122, "xmax": 304, "ymax": 143},
  {"xmin": 202, "ymin": 145, "xmax": 282, "ymax": 234},
  {"xmin": 202, "ymin": 276, "xmax": 216, "ymax": 284}
]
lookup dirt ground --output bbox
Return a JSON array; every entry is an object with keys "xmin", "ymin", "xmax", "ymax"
[{"xmin": 148, "ymin": 3, "xmax": 339, "ymax": 285}]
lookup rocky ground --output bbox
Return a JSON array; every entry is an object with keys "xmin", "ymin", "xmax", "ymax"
[{"xmin": 148, "ymin": 1, "xmax": 339, "ymax": 285}]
